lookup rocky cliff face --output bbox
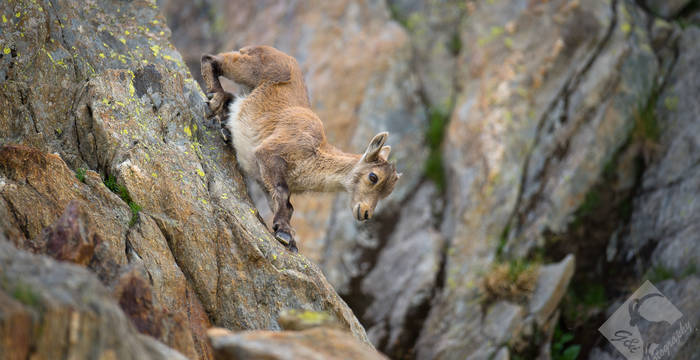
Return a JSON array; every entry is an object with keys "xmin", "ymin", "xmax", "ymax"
[
  {"xmin": 161, "ymin": 0, "xmax": 700, "ymax": 359},
  {"xmin": 1, "ymin": 0, "xmax": 699, "ymax": 359},
  {"xmin": 0, "ymin": 0, "xmax": 374, "ymax": 359}
]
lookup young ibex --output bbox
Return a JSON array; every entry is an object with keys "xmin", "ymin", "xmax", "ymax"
[{"xmin": 201, "ymin": 45, "xmax": 400, "ymax": 252}]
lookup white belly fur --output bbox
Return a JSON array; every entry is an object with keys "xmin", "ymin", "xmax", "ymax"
[{"xmin": 226, "ymin": 95, "xmax": 260, "ymax": 179}]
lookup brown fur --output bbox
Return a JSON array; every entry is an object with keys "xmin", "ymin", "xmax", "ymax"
[{"xmin": 201, "ymin": 45, "xmax": 400, "ymax": 252}]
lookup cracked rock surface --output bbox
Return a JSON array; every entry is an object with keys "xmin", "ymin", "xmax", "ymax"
[
  {"xmin": 0, "ymin": 240, "xmax": 189, "ymax": 360},
  {"xmin": 1, "ymin": 0, "xmax": 371, "ymax": 359},
  {"xmin": 162, "ymin": 0, "xmax": 700, "ymax": 359}
]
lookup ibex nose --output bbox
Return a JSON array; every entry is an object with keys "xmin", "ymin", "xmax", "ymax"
[{"xmin": 354, "ymin": 204, "xmax": 372, "ymax": 222}]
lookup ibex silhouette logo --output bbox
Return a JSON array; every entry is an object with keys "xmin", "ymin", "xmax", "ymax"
[{"xmin": 599, "ymin": 281, "xmax": 692, "ymax": 360}]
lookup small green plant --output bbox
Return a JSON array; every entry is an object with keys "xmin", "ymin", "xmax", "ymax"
[
  {"xmin": 682, "ymin": 263, "xmax": 698, "ymax": 278},
  {"xmin": 496, "ymin": 224, "xmax": 511, "ymax": 259},
  {"xmin": 507, "ymin": 259, "xmax": 531, "ymax": 282},
  {"xmin": 577, "ymin": 190, "xmax": 600, "ymax": 219},
  {"xmin": 580, "ymin": 283, "xmax": 606, "ymax": 307},
  {"xmin": 644, "ymin": 265, "xmax": 675, "ymax": 283},
  {"xmin": 75, "ymin": 168, "xmax": 86, "ymax": 183},
  {"xmin": 12, "ymin": 282, "xmax": 39, "ymax": 306},
  {"xmin": 634, "ymin": 94, "xmax": 661, "ymax": 143},
  {"xmin": 104, "ymin": 174, "xmax": 119, "ymax": 193},
  {"xmin": 425, "ymin": 107, "xmax": 450, "ymax": 191},
  {"xmin": 562, "ymin": 281, "xmax": 608, "ymax": 326},
  {"xmin": 129, "ymin": 202, "xmax": 142, "ymax": 227},
  {"xmin": 448, "ymin": 32, "xmax": 462, "ymax": 55},
  {"xmin": 551, "ymin": 325, "xmax": 580, "ymax": 360},
  {"xmin": 388, "ymin": 4, "xmax": 409, "ymax": 28},
  {"xmin": 104, "ymin": 174, "xmax": 141, "ymax": 227}
]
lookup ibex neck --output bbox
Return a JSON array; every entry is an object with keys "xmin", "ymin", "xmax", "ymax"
[{"xmin": 315, "ymin": 143, "xmax": 361, "ymax": 192}]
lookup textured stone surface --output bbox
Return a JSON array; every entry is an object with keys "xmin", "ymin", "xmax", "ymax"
[
  {"xmin": 483, "ymin": 301, "xmax": 523, "ymax": 345},
  {"xmin": 417, "ymin": 1, "xmax": 657, "ymax": 358},
  {"xmin": 621, "ymin": 26, "xmax": 700, "ymax": 279},
  {"xmin": 208, "ymin": 327, "xmax": 388, "ymax": 360},
  {"xmin": 642, "ymin": 0, "xmax": 693, "ymax": 18},
  {"xmin": 529, "ymin": 254, "xmax": 575, "ymax": 327},
  {"xmin": 0, "ymin": 241, "xmax": 188, "ymax": 360},
  {"xmin": 0, "ymin": 0, "xmax": 369, "ymax": 358},
  {"xmin": 277, "ymin": 309, "xmax": 339, "ymax": 331},
  {"xmin": 387, "ymin": 0, "xmax": 466, "ymax": 109},
  {"xmin": 358, "ymin": 183, "xmax": 445, "ymax": 358},
  {"xmin": 589, "ymin": 24, "xmax": 700, "ymax": 360}
]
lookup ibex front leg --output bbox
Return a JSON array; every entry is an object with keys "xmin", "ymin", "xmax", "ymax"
[
  {"xmin": 256, "ymin": 149, "xmax": 297, "ymax": 253},
  {"xmin": 201, "ymin": 54, "xmax": 234, "ymax": 142}
]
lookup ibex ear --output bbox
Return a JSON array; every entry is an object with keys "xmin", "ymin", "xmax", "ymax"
[
  {"xmin": 378, "ymin": 146, "xmax": 391, "ymax": 162},
  {"xmin": 266, "ymin": 61, "xmax": 292, "ymax": 85},
  {"xmin": 362, "ymin": 132, "xmax": 388, "ymax": 163}
]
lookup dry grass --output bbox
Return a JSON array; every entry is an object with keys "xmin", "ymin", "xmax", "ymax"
[{"xmin": 482, "ymin": 260, "xmax": 539, "ymax": 303}]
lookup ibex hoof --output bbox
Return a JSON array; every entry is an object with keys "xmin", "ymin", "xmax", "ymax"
[
  {"xmin": 288, "ymin": 239, "xmax": 298, "ymax": 253},
  {"xmin": 274, "ymin": 230, "xmax": 292, "ymax": 247},
  {"xmin": 220, "ymin": 128, "xmax": 231, "ymax": 144}
]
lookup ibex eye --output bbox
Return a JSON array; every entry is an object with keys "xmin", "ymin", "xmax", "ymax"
[{"xmin": 369, "ymin": 172, "xmax": 378, "ymax": 184}]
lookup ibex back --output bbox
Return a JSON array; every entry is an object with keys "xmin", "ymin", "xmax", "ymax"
[{"xmin": 201, "ymin": 45, "xmax": 400, "ymax": 252}]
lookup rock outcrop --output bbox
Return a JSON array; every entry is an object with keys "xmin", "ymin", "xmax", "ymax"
[
  {"xmin": 207, "ymin": 326, "xmax": 388, "ymax": 360},
  {"xmin": 0, "ymin": 240, "xmax": 188, "ymax": 360},
  {"xmin": 1, "ymin": 0, "xmax": 372, "ymax": 359}
]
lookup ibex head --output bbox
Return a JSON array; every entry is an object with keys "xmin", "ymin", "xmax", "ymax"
[{"xmin": 349, "ymin": 132, "xmax": 401, "ymax": 222}]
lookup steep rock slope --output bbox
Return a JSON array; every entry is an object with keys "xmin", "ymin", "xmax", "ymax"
[
  {"xmin": 0, "ymin": 240, "xmax": 189, "ymax": 360},
  {"xmin": 0, "ymin": 0, "xmax": 371, "ymax": 358}
]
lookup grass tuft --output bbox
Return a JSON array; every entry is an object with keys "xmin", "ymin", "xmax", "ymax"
[
  {"xmin": 425, "ymin": 107, "xmax": 450, "ymax": 192},
  {"xmin": 104, "ymin": 174, "xmax": 141, "ymax": 227},
  {"xmin": 388, "ymin": 4, "xmax": 409, "ymax": 28},
  {"xmin": 75, "ymin": 168, "xmax": 86, "ymax": 183},
  {"xmin": 448, "ymin": 32, "xmax": 462, "ymax": 55},
  {"xmin": 576, "ymin": 190, "xmax": 600, "ymax": 220},
  {"xmin": 482, "ymin": 259, "xmax": 539, "ymax": 302},
  {"xmin": 12, "ymin": 282, "xmax": 39, "ymax": 306},
  {"xmin": 643, "ymin": 265, "xmax": 675, "ymax": 283},
  {"xmin": 496, "ymin": 224, "xmax": 511, "ymax": 259}
]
